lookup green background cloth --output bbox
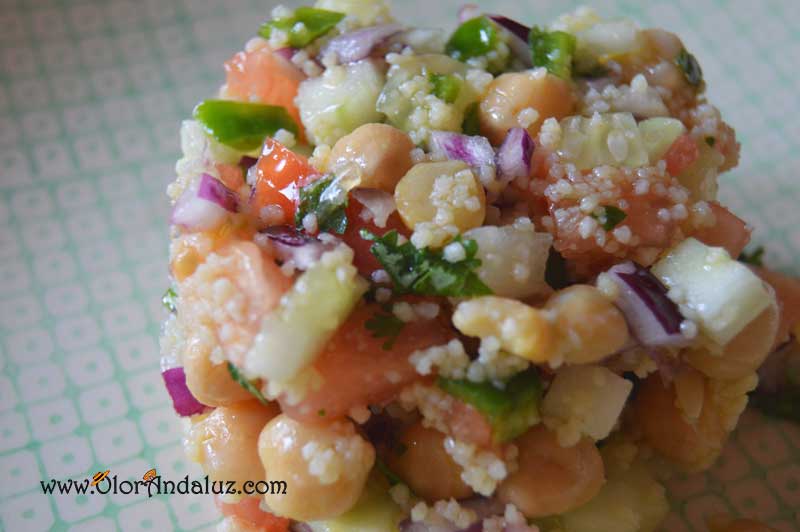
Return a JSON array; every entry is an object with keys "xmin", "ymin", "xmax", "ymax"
[{"xmin": 0, "ymin": 0, "xmax": 798, "ymax": 530}]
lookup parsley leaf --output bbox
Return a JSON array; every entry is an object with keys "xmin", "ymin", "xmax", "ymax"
[
  {"xmin": 592, "ymin": 205, "xmax": 627, "ymax": 231},
  {"xmin": 226, "ymin": 362, "xmax": 270, "ymax": 406},
  {"xmin": 365, "ymin": 312, "xmax": 405, "ymax": 350},
  {"xmin": 676, "ymin": 48, "xmax": 703, "ymax": 88},
  {"xmin": 361, "ymin": 230, "xmax": 492, "ymax": 297},
  {"xmin": 295, "ymin": 175, "xmax": 348, "ymax": 234},
  {"xmin": 162, "ymin": 287, "xmax": 178, "ymax": 314},
  {"xmin": 738, "ymin": 246, "xmax": 765, "ymax": 266},
  {"xmin": 705, "ymin": 136, "xmax": 716, "ymax": 147}
]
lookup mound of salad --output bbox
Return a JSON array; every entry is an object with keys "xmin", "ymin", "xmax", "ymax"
[{"xmin": 160, "ymin": 2, "xmax": 800, "ymax": 531}]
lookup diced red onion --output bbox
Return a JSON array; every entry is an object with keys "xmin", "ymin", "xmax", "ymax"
[
  {"xmin": 496, "ymin": 127, "xmax": 534, "ymax": 182},
  {"xmin": 322, "ymin": 24, "xmax": 403, "ymax": 63},
  {"xmin": 352, "ymin": 189, "xmax": 396, "ymax": 228},
  {"xmin": 273, "ymin": 47, "xmax": 296, "ymax": 62},
  {"xmin": 429, "ymin": 131, "xmax": 495, "ymax": 168},
  {"xmin": 487, "ymin": 15, "xmax": 533, "ymax": 67},
  {"xmin": 261, "ymin": 225, "xmax": 335, "ymax": 270},
  {"xmin": 458, "ymin": 4, "xmax": 482, "ymax": 23},
  {"xmin": 171, "ymin": 174, "xmax": 238, "ymax": 231},
  {"xmin": 162, "ymin": 367, "xmax": 208, "ymax": 417},
  {"xmin": 607, "ymin": 261, "xmax": 688, "ymax": 347}
]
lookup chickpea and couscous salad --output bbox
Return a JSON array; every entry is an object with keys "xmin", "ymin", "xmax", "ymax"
[{"xmin": 159, "ymin": 1, "xmax": 800, "ymax": 531}]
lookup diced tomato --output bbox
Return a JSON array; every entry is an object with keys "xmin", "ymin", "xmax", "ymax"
[
  {"xmin": 280, "ymin": 304, "xmax": 452, "ymax": 422},
  {"xmin": 224, "ymin": 47, "xmax": 305, "ymax": 139},
  {"xmin": 664, "ymin": 134, "xmax": 700, "ymax": 176},
  {"xmin": 216, "ymin": 162, "xmax": 245, "ymax": 191},
  {"xmin": 215, "ymin": 496, "xmax": 290, "ymax": 532},
  {"xmin": 249, "ymin": 138, "xmax": 319, "ymax": 225},
  {"xmin": 692, "ymin": 202, "xmax": 751, "ymax": 258},
  {"xmin": 754, "ymin": 267, "xmax": 800, "ymax": 348},
  {"xmin": 341, "ymin": 198, "xmax": 411, "ymax": 277}
]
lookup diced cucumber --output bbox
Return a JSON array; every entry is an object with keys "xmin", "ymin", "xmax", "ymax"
[
  {"xmin": 296, "ymin": 60, "xmax": 386, "ymax": 146},
  {"xmin": 463, "ymin": 221, "xmax": 553, "ymax": 298},
  {"xmin": 638, "ymin": 117, "xmax": 685, "ymax": 161},
  {"xmin": 652, "ymin": 238, "xmax": 772, "ymax": 346},
  {"xmin": 677, "ymin": 142, "xmax": 724, "ymax": 200},
  {"xmin": 308, "ymin": 475, "xmax": 401, "ymax": 532},
  {"xmin": 560, "ymin": 113, "xmax": 687, "ymax": 170},
  {"xmin": 541, "ymin": 365, "xmax": 632, "ymax": 442},
  {"xmin": 244, "ymin": 246, "xmax": 368, "ymax": 381}
]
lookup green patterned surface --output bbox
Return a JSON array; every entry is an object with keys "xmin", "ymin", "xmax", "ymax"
[{"xmin": 0, "ymin": 0, "xmax": 798, "ymax": 530}]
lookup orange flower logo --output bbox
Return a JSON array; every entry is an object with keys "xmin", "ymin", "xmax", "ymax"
[
  {"xmin": 142, "ymin": 468, "xmax": 157, "ymax": 484},
  {"xmin": 90, "ymin": 470, "xmax": 110, "ymax": 487}
]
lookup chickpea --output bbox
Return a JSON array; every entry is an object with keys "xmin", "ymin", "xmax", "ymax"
[
  {"xmin": 452, "ymin": 296, "xmax": 555, "ymax": 363},
  {"xmin": 189, "ymin": 401, "xmax": 280, "ymax": 488},
  {"xmin": 632, "ymin": 374, "xmax": 727, "ymax": 472},
  {"xmin": 685, "ymin": 301, "xmax": 779, "ymax": 380},
  {"xmin": 394, "ymin": 160, "xmax": 486, "ymax": 240},
  {"xmin": 258, "ymin": 415, "xmax": 375, "ymax": 522},
  {"xmin": 328, "ymin": 123, "xmax": 415, "ymax": 193},
  {"xmin": 497, "ymin": 425, "xmax": 605, "ymax": 518},
  {"xmin": 545, "ymin": 285, "xmax": 630, "ymax": 365},
  {"xmin": 479, "ymin": 71, "xmax": 575, "ymax": 145},
  {"xmin": 183, "ymin": 340, "xmax": 253, "ymax": 406},
  {"xmin": 385, "ymin": 422, "xmax": 473, "ymax": 501}
]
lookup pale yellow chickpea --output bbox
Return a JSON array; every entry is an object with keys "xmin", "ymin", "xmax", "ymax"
[
  {"xmin": 452, "ymin": 296, "xmax": 555, "ymax": 363},
  {"xmin": 385, "ymin": 422, "xmax": 473, "ymax": 502},
  {"xmin": 258, "ymin": 414, "xmax": 375, "ymax": 522},
  {"xmin": 394, "ymin": 160, "xmax": 486, "ymax": 240},
  {"xmin": 479, "ymin": 71, "xmax": 575, "ymax": 145},
  {"xmin": 328, "ymin": 123, "xmax": 415, "ymax": 193},
  {"xmin": 183, "ymin": 343, "xmax": 253, "ymax": 406},
  {"xmin": 189, "ymin": 401, "xmax": 280, "ymax": 489},
  {"xmin": 632, "ymin": 374, "xmax": 727, "ymax": 472},
  {"xmin": 684, "ymin": 301, "xmax": 779, "ymax": 380},
  {"xmin": 545, "ymin": 285, "xmax": 630, "ymax": 365},
  {"xmin": 497, "ymin": 425, "xmax": 605, "ymax": 518}
]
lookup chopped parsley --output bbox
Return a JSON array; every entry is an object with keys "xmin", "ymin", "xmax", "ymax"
[
  {"xmin": 528, "ymin": 26, "xmax": 576, "ymax": 79},
  {"xmin": 738, "ymin": 246, "xmax": 765, "ymax": 266},
  {"xmin": 259, "ymin": 7, "xmax": 344, "ymax": 48},
  {"xmin": 365, "ymin": 312, "xmax": 405, "ymax": 350},
  {"xmin": 676, "ymin": 48, "xmax": 703, "ymax": 88},
  {"xmin": 227, "ymin": 362, "xmax": 270, "ymax": 406},
  {"xmin": 295, "ymin": 175, "xmax": 348, "ymax": 234},
  {"xmin": 592, "ymin": 205, "xmax": 627, "ymax": 231},
  {"xmin": 162, "ymin": 287, "xmax": 178, "ymax": 314},
  {"xmin": 318, "ymin": 409, "xmax": 326, "ymax": 417},
  {"xmin": 361, "ymin": 230, "xmax": 492, "ymax": 297},
  {"xmin": 705, "ymin": 136, "xmax": 716, "ymax": 147},
  {"xmin": 429, "ymin": 73, "xmax": 461, "ymax": 104}
]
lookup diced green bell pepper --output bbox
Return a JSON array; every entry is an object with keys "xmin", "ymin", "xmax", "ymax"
[
  {"xmin": 445, "ymin": 16, "xmax": 498, "ymax": 61},
  {"xmin": 193, "ymin": 99, "xmax": 298, "ymax": 151},
  {"xmin": 259, "ymin": 7, "xmax": 345, "ymax": 48},
  {"xmin": 529, "ymin": 26, "xmax": 576, "ymax": 79}
]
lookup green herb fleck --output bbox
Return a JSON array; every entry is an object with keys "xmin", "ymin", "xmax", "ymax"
[
  {"xmin": 738, "ymin": 246, "xmax": 765, "ymax": 266},
  {"xmin": 365, "ymin": 312, "xmax": 405, "ymax": 350},
  {"xmin": 227, "ymin": 362, "xmax": 270, "ymax": 406},
  {"xmin": 295, "ymin": 175, "xmax": 348, "ymax": 234},
  {"xmin": 318, "ymin": 409, "xmax": 326, "ymax": 417},
  {"xmin": 259, "ymin": 7, "xmax": 345, "ymax": 48},
  {"xmin": 438, "ymin": 369, "xmax": 543, "ymax": 442},
  {"xmin": 592, "ymin": 205, "xmax": 627, "ymax": 231},
  {"xmin": 375, "ymin": 458, "xmax": 403, "ymax": 486},
  {"xmin": 705, "ymin": 136, "xmax": 716, "ymax": 147},
  {"xmin": 193, "ymin": 99, "xmax": 298, "ymax": 151},
  {"xmin": 361, "ymin": 230, "xmax": 492, "ymax": 297},
  {"xmin": 574, "ymin": 61, "xmax": 609, "ymax": 79},
  {"xmin": 544, "ymin": 248, "xmax": 570, "ymax": 290},
  {"xmin": 676, "ymin": 48, "xmax": 703, "ymax": 88},
  {"xmin": 429, "ymin": 73, "xmax": 462, "ymax": 104},
  {"xmin": 461, "ymin": 102, "xmax": 481, "ymax": 135},
  {"xmin": 445, "ymin": 16, "xmax": 498, "ymax": 61},
  {"xmin": 162, "ymin": 287, "xmax": 178, "ymax": 314},
  {"xmin": 529, "ymin": 26, "xmax": 576, "ymax": 79}
]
